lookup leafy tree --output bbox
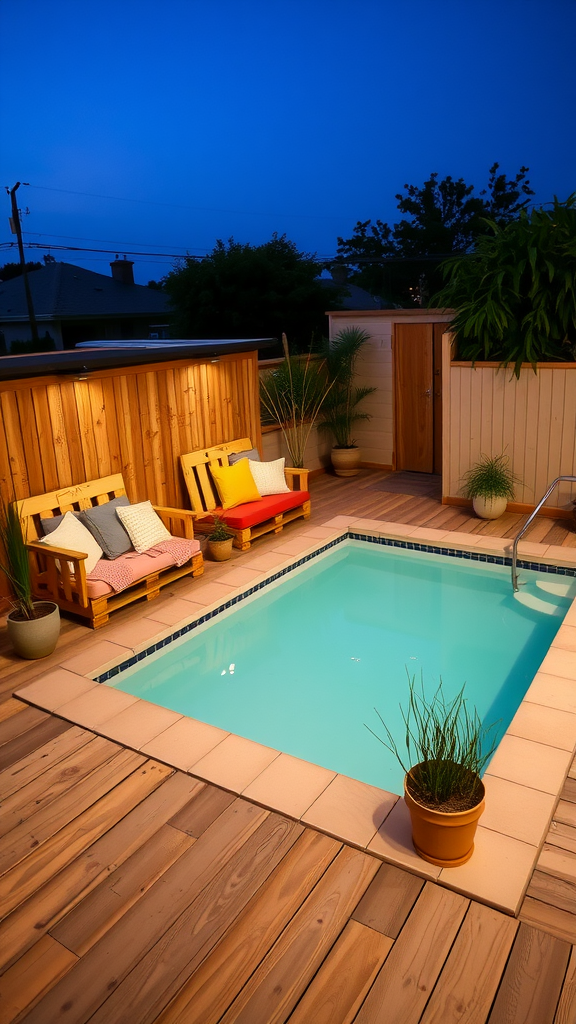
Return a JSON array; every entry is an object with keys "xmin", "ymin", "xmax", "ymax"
[
  {"xmin": 337, "ymin": 164, "xmax": 534, "ymax": 306},
  {"xmin": 433, "ymin": 195, "xmax": 576, "ymax": 375},
  {"xmin": 164, "ymin": 234, "xmax": 340, "ymax": 351},
  {"xmin": 0, "ymin": 261, "xmax": 43, "ymax": 282}
]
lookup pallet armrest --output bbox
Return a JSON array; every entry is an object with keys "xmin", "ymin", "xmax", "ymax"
[
  {"xmin": 26, "ymin": 541, "xmax": 89, "ymax": 562},
  {"xmin": 152, "ymin": 505, "xmax": 197, "ymax": 539},
  {"xmin": 26, "ymin": 542, "xmax": 89, "ymax": 607},
  {"xmin": 284, "ymin": 467, "xmax": 310, "ymax": 492}
]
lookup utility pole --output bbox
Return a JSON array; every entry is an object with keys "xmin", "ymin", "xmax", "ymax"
[{"xmin": 7, "ymin": 182, "xmax": 39, "ymax": 344}]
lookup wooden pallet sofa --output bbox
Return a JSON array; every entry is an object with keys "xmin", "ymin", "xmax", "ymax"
[
  {"xmin": 180, "ymin": 437, "xmax": 311, "ymax": 551},
  {"xmin": 20, "ymin": 474, "xmax": 204, "ymax": 629}
]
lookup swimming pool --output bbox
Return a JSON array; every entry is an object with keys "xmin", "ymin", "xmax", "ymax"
[{"xmin": 111, "ymin": 540, "xmax": 571, "ymax": 795}]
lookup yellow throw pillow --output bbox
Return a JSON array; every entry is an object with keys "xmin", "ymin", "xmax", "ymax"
[{"xmin": 210, "ymin": 458, "xmax": 261, "ymax": 509}]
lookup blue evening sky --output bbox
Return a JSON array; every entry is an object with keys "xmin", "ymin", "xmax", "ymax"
[{"xmin": 2, "ymin": 0, "xmax": 575, "ymax": 283}]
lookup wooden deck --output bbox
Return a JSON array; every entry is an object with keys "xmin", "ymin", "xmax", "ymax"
[
  {"xmin": 0, "ymin": 703, "xmax": 575, "ymax": 1024},
  {"xmin": 1, "ymin": 469, "xmax": 576, "ymax": 1022}
]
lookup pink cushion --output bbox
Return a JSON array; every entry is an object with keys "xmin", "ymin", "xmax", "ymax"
[
  {"xmin": 86, "ymin": 544, "xmax": 199, "ymax": 599},
  {"xmin": 202, "ymin": 490, "xmax": 310, "ymax": 531}
]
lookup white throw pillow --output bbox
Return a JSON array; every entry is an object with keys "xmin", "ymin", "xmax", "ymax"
[
  {"xmin": 116, "ymin": 500, "xmax": 171, "ymax": 553},
  {"xmin": 40, "ymin": 510, "xmax": 103, "ymax": 574},
  {"xmin": 248, "ymin": 458, "xmax": 290, "ymax": 496}
]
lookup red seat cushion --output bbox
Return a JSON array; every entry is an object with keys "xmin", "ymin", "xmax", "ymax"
[{"xmin": 202, "ymin": 490, "xmax": 310, "ymax": 531}]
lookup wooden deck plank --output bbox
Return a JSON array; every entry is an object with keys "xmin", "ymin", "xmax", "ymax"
[
  {"xmin": 0, "ymin": 706, "xmax": 47, "ymax": 746},
  {"xmin": 21, "ymin": 799, "xmax": 269, "ymax": 1024},
  {"xmin": 155, "ymin": 830, "xmax": 341, "ymax": 1024},
  {"xmin": 0, "ymin": 935, "xmax": 78, "ymax": 1024},
  {"xmin": 0, "ymin": 716, "xmax": 70, "ymax": 773},
  {"xmin": 0, "ymin": 755, "xmax": 162, "ymax": 943},
  {"xmin": 488, "ymin": 923, "xmax": 570, "ymax": 1024},
  {"xmin": 0, "ymin": 769, "xmax": 197, "ymax": 970},
  {"xmin": 0, "ymin": 748, "xmax": 147, "ymax": 882},
  {"xmin": 354, "ymin": 883, "xmax": 469, "ymax": 1024},
  {"xmin": 526, "ymin": 870, "xmax": 576, "ymax": 916},
  {"xmin": 287, "ymin": 920, "xmax": 392, "ymax": 1024},
  {"xmin": 51, "ymin": 823, "xmax": 196, "ymax": 956},
  {"xmin": 168, "ymin": 784, "xmax": 235, "ymax": 837},
  {"xmin": 218, "ymin": 846, "xmax": 380, "ymax": 1024},
  {"xmin": 419, "ymin": 902, "xmax": 518, "ymax": 1024},
  {"xmin": 0, "ymin": 700, "xmax": 27, "ymax": 725},
  {"xmin": 0, "ymin": 726, "xmax": 93, "ymax": 801},
  {"xmin": 539, "ymin": 844, "xmax": 576, "ymax": 882},
  {"xmin": 520, "ymin": 897, "xmax": 576, "ymax": 944},
  {"xmin": 0, "ymin": 735, "xmax": 124, "ymax": 839},
  {"xmin": 547, "ymin": 822, "xmax": 576, "ymax": 855},
  {"xmin": 87, "ymin": 815, "xmax": 305, "ymax": 1024},
  {"xmin": 554, "ymin": 946, "xmax": 576, "ymax": 1024},
  {"xmin": 351, "ymin": 862, "xmax": 424, "ymax": 939}
]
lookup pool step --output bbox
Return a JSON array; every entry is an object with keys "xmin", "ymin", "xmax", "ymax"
[
  {"xmin": 513, "ymin": 590, "xmax": 563, "ymax": 615},
  {"xmin": 536, "ymin": 579, "xmax": 576, "ymax": 599}
]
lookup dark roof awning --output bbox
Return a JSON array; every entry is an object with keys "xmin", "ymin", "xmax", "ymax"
[{"xmin": 0, "ymin": 338, "xmax": 277, "ymax": 381}]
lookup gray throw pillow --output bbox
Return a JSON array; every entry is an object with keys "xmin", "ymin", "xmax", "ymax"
[
  {"xmin": 228, "ymin": 448, "xmax": 260, "ymax": 465},
  {"xmin": 78, "ymin": 496, "xmax": 133, "ymax": 559},
  {"xmin": 41, "ymin": 511, "xmax": 79, "ymax": 534}
]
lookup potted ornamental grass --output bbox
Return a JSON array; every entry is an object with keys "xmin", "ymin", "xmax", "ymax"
[
  {"xmin": 463, "ymin": 452, "xmax": 517, "ymax": 519},
  {"xmin": 0, "ymin": 497, "xmax": 60, "ymax": 659},
  {"xmin": 259, "ymin": 334, "xmax": 336, "ymax": 468},
  {"xmin": 319, "ymin": 327, "xmax": 377, "ymax": 476},
  {"xmin": 207, "ymin": 516, "xmax": 235, "ymax": 561},
  {"xmin": 368, "ymin": 674, "xmax": 498, "ymax": 866}
]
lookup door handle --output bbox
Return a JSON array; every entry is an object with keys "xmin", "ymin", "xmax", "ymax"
[{"xmin": 423, "ymin": 389, "xmax": 432, "ymax": 397}]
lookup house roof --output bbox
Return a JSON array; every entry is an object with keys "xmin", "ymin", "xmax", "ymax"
[
  {"xmin": 319, "ymin": 279, "xmax": 392, "ymax": 311},
  {"xmin": 0, "ymin": 262, "xmax": 171, "ymax": 322}
]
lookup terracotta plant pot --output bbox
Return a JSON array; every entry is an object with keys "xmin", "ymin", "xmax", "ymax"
[
  {"xmin": 331, "ymin": 446, "xmax": 361, "ymax": 477},
  {"xmin": 207, "ymin": 537, "xmax": 234, "ymax": 561},
  {"xmin": 404, "ymin": 770, "xmax": 485, "ymax": 867},
  {"xmin": 472, "ymin": 495, "xmax": 508, "ymax": 520},
  {"xmin": 7, "ymin": 601, "xmax": 60, "ymax": 660}
]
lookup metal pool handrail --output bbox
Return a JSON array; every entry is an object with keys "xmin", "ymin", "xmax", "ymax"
[{"xmin": 512, "ymin": 475, "xmax": 576, "ymax": 591}]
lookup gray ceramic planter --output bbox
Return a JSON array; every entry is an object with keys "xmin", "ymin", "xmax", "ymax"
[{"xmin": 7, "ymin": 601, "xmax": 60, "ymax": 659}]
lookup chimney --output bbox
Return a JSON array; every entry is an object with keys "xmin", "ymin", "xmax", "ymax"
[{"xmin": 110, "ymin": 256, "xmax": 134, "ymax": 285}]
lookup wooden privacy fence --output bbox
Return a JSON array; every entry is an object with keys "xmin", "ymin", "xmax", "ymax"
[
  {"xmin": 0, "ymin": 350, "xmax": 261, "ymax": 525},
  {"xmin": 443, "ymin": 358, "xmax": 576, "ymax": 512}
]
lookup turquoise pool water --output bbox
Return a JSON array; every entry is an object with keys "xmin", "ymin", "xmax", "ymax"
[{"xmin": 113, "ymin": 541, "xmax": 572, "ymax": 794}]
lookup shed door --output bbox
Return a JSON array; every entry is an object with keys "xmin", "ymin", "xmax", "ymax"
[{"xmin": 394, "ymin": 323, "xmax": 434, "ymax": 472}]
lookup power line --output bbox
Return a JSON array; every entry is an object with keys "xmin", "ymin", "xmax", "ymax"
[{"xmin": 27, "ymin": 184, "xmax": 346, "ymax": 222}]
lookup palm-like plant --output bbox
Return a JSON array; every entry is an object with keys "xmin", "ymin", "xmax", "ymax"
[
  {"xmin": 0, "ymin": 496, "xmax": 36, "ymax": 620},
  {"xmin": 259, "ymin": 334, "xmax": 336, "ymax": 468},
  {"xmin": 318, "ymin": 327, "xmax": 376, "ymax": 447},
  {"xmin": 433, "ymin": 195, "xmax": 576, "ymax": 378}
]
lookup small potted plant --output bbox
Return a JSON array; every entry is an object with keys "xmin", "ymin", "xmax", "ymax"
[
  {"xmin": 0, "ymin": 497, "xmax": 60, "ymax": 659},
  {"xmin": 463, "ymin": 452, "xmax": 517, "ymax": 519},
  {"xmin": 319, "ymin": 327, "xmax": 377, "ymax": 477},
  {"xmin": 368, "ymin": 675, "xmax": 497, "ymax": 867},
  {"xmin": 207, "ymin": 516, "xmax": 235, "ymax": 561}
]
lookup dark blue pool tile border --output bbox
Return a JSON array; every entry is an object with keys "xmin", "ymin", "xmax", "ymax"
[{"xmin": 96, "ymin": 531, "xmax": 576, "ymax": 683}]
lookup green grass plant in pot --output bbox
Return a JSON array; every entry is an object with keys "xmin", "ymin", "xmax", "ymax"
[
  {"xmin": 207, "ymin": 516, "xmax": 235, "ymax": 561},
  {"xmin": 463, "ymin": 452, "xmax": 517, "ymax": 519},
  {"xmin": 259, "ymin": 334, "xmax": 336, "ymax": 468},
  {"xmin": 368, "ymin": 674, "xmax": 497, "ymax": 866},
  {"xmin": 319, "ymin": 327, "xmax": 377, "ymax": 476},
  {"xmin": 0, "ymin": 496, "xmax": 60, "ymax": 659}
]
